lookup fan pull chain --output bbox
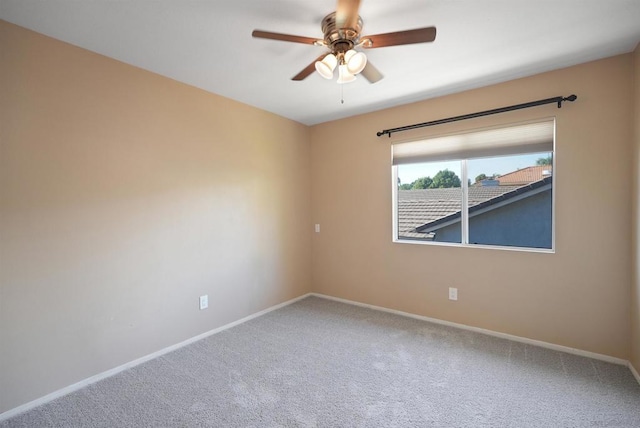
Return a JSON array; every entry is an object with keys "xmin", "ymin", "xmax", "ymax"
[{"xmin": 341, "ymin": 84, "xmax": 344, "ymax": 104}]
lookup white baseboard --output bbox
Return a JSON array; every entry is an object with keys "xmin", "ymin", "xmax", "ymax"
[
  {"xmin": 630, "ymin": 362, "xmax": 640, "ymax": 385},
  {"xmin": 310, "ymin": 293, "xmax": 630, "ymax": 366},
  {"xmin": 0, "ymin": 292, "xmax": 312, "ymax": 422}
]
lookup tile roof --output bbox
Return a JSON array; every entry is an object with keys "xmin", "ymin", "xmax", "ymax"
[
  {"xmin": 398, "ymin": 177, "xmax": 552, "ymax": 239},
  {"xmin": 497, "ymin": 165, "xmax": 552, "ymax": 186},
  {"xmin": 398, "ymin": 185, "xmax": 522, "ymax": 236}
]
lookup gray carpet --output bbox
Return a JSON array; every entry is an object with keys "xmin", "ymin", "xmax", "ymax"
[{"xmin": 2, "ymin": 296, "xmax": 640, "ymax": 427}]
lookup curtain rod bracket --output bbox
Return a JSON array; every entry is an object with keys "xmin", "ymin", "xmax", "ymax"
[{"xmin": 377, "ymin": 94, "xmax": 577, "ymax": 138}]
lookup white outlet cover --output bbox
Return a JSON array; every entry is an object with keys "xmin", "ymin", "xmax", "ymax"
[
  {"xmin": 199, "ymin": 295, "xmax": 208, "ymax": 310},
  {"xmin": 314, "ymin": 224, "xmax": 320, "ymax": 233},
  {"xmin": 449, "ymin": 287, "xmax": 458, "ymax": 301}
]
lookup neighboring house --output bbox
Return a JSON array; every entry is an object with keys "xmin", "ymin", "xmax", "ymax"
[
  {"xmin": 493, "ymin": 165, "xmax": 552, "ymax": 186},
  {"xmin": 398, "ymin": 169, "xmax": 553, "ymax": 248}
]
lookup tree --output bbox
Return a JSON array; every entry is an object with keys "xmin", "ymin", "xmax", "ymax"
[
  {"xmin": 411, "ymin": 176, "xmax": 433, "ymax": 189},
  {"xmin": 536, "ymin": 156, "xmax": 553, "ymax": 165},
  {"xmin": 475, "ymin": 173, "xmax": 488, "ymax": 183},
  {"xmin": 430, "ymin": 169, "xmax": 461, "ymax": 188},
  {"xmin": 398, "ymin": 177, "xmax": 411, "ymax": 190}
]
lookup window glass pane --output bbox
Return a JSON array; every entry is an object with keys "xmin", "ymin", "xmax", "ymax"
[
  {"xmin": 397, "ymin": 161, "xmax": 463, "ymax": 243},
  {"xmin": 466, "ymin": 152, "xmax": 553, "ymax": 249}
]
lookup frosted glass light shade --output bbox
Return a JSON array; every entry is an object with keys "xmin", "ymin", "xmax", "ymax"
[
  {"xmin": 345, "ymin": 49, "xmax": 367, "ymax": 75},
  {"xmin": 337, "ymin": 64, "xmax": 356, "ymax": 84},
  {"xmin": 315, "ymin": 54, "xmax": 337, "ymax": 79}
]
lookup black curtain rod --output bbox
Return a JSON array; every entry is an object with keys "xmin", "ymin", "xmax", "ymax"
[{"xmin": 376, "ymin": 94, "xmax": 577, "ymax": 137}]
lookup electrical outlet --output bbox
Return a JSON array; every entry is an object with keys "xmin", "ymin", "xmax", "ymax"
[
  {"xmin": 448, "ymin": 287, "xmax": 458, "ymax": 301},
  {"xmin": 315, "ymin": 224, "xmax": 320, "ymax": 233},
  {"xmin": 199, "ymin": 295, "xmax": 209, "ymax": 310}
]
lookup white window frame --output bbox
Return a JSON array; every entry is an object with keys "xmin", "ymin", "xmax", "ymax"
[{"xmin": 391, "ymin": 119, "xmax": 556, "ymax": 253}]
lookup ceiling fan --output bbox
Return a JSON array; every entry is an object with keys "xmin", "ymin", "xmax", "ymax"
[{"xmin": 252, "ymin": 0, "xmax": 436, "ymax": 84}]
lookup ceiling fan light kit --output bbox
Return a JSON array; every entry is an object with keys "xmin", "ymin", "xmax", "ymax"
[
  {"xmin": 315, "ymin": 53, "xmax": 338, "ymax": 79},
  {"xmin": 252, "ymin": 0, "xmax": 437, "ymax": 85},
  {"xmin": 337, "ymin": 64, "xmax": 356, "ymax": 84},
  {"xmin": 316, "ymin": 49, "xmax": 367, "ymax": 83},
  {"xmin": 344, "ymin": 49, "xmax": 367, "ymax": 75}
]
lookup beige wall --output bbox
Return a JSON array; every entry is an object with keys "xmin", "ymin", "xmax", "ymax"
[
  {"xmin": 632, "ymin": 43, "xmax": 640, "ymax": 374},
  {"xmin": 310, "ymin": 54, "xmax": 634, "ymax": 360},
  {"xmin": 0, "ymin": 20, "xmax": 311, "ymax": 413}
]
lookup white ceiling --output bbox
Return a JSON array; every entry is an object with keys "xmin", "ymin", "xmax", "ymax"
[{"xmin": 1, "ymin": 0, "xmax": 640, "ymax": 125}]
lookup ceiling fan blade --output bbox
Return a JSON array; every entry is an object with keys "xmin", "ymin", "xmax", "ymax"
[
  {"xmin": 360, "ymin": 61, "xmax": 384, "ymax": 83},
  {"xmin": 336, "ymin": 0, "xmax": 361, "ymax": 29},
  {"xmin": 252, "ymin": 30, "xmax": 320, "ymax": 45},
  {"xmin": 362, "ymin": 27, "xmax": 437, "ymax": 48},
  {"xmin": 292, "ymin": 54, "xmax": 328, "ymax": 81}
]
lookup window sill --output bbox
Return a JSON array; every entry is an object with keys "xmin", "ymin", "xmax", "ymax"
[{"xmin": 392, "ymin": 238, "xmax": 555, "ymax": 254}]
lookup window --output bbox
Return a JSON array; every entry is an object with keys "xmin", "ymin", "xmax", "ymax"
[{"xmin": 392, "ymin": 119, "xmax": 554, "ymax": 251}]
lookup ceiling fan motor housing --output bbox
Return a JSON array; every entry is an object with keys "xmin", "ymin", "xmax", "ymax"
[{"xmin": 321, "ymin": 12, "xmax": 363, "ymax": 54}]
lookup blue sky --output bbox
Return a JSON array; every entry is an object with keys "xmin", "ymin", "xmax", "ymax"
[{"xmin": 397, "ymin": 152, "xmax": 552, "ymax": 186}]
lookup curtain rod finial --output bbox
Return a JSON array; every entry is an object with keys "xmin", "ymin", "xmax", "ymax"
[{"xmin": 559, "ymin": 94, "xmax": 577, "ymax": 107}]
